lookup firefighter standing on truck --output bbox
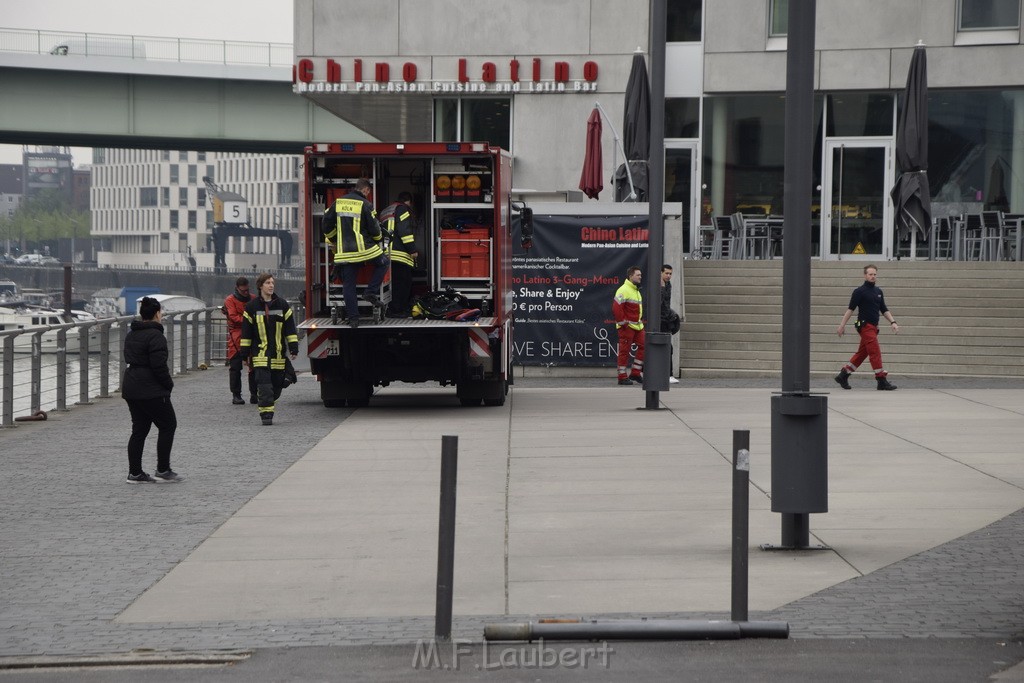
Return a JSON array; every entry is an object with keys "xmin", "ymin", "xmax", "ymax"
[
  {"xmin": 240, "ymin": 273, "xmax": 299, "ymax": 426},
  {"xmin": 321, "ymin": 178, "xmax": 388, "ymax": 327},
  {"xmin": 382, "ymin": 191, "xmax": 418, "ymax": 317}
]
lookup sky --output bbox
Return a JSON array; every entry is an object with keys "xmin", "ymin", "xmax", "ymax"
[{"xmin": 0, "ymin": 0, "xmax": 294, "ymax": 165}]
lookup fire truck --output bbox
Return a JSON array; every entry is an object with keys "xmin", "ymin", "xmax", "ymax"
[{"xmin": 298, "ymin": 142, "xmax": 531, "ymax": 408}]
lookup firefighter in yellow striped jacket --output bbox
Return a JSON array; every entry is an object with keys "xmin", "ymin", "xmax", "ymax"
[
  {"xmin": 612, "ymin": 266, "xmax": 645, "ymax": 385},
  {"xmin": 240, "ymin": 273, "xmax": 299, "ymax": 426},
  {"xmin": 381, "ymin": 192, "xmax": 418, "ymax": 317},
  {"xmin": 321, "ymin": 178, "xmax": 388, "ymax": 326}
]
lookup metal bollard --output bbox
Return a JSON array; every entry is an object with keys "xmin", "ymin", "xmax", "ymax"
[
  {"xmin": 1, "ymin": 335, "xmax": 14, "ymax": 427},
  {"xmin": 78, "ymin": 322, "xmax": 92, "ymax": 405},
  {"xmin": 731, "ymin": 430, "xmax": 750, "ymax": 622},
  {"xmin": 435, "ymin": 435, "xmax": 459, "ymax": 640},
  {"xmin": 56, "ymin": 328, "xmax": 68, "ymax": 411},
  {"xmin": 99, "ymin": 322, "xmax": 112, "ymax": 398},
  {"xmin": 178, "ymin": 314, "xmax": 188, "ymax": 375},
  {"xmin": 191, "ymin": 311, "xmax": 201, "ymax": 369}
]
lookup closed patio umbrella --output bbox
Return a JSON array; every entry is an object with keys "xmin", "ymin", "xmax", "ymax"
[
  {"xmin": 890, "ymin": 44, "xmax": 930, "ymax": 244},
  {"xmin": 615, "ymin": 51, "xmax": 650, "ymax": 202},
  {"xmin": 579, "ymin": 107, "xmax": 604, "ymax": 199}
]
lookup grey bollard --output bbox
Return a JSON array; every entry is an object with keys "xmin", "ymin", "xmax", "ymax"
[{"xmin": 643, "ymin": 332, "xmax": 671, "ymax": 391}]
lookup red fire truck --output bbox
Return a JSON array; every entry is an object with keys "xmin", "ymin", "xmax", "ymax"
[{"xmin": 299, "ymin": 142, "xmax": 530, "ymax": 407}]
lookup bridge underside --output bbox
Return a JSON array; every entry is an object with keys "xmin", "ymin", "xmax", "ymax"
[{"xmin": 0, "ymin": 66, "xmax": 375, "ymax": 152}]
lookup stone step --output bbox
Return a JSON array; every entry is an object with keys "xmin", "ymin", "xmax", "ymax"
[{"xmin": 678, "ymin": 260, "xmax": 1024, "ymax": 377}]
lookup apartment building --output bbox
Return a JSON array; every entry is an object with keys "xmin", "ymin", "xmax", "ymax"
[{"xmin": 91, "ymin": 148, "xmax": 300, "ymax": 270}]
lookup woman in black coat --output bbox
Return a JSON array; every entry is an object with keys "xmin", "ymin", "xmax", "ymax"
[{"xmin": 122, "ymin": 297, "xmax": 182, "ymax": 483}]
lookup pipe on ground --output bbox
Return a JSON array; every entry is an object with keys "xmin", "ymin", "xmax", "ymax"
[{"xmin": 484, "ymin": 619, "xmax": 788, "ymax": 642}]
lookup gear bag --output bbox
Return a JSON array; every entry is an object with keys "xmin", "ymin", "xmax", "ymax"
[{"xmin": 411, "ymin": 287, "xmax": 479, "ymax": 320}]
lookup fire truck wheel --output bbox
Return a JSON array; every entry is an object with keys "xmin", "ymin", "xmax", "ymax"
[
  {"xmin": 459, "ymin": 397, "xmax": 483, "ymax": 407},
  {"xmin": 349, "ymin": 397, "xmax": 370, "ymax": 408},
  {"xmin": 483, "ymin": 396, "xmax": 505, "ymax": 407},
  {"xmin": 323, "ymin": 398, "xmax": 347, "ymax": 408}
]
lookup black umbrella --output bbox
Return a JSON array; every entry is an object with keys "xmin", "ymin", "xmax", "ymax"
[
  {"xmin": 890, "ymin": 44, "xmax": 930, "ymax": 243},
  {"xmin": 615, "ymin": 52, "xmax": 650, "ymax": 202}
]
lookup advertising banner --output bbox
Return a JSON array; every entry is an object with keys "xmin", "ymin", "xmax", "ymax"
[{"xmin": 511, "ymin": 214, "xmax": 648, "ymax": 366}]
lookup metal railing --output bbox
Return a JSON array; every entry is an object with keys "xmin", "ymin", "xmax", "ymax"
[
  {"xmin": 0, "ymin": 28, "xmax": 292, "ymax": 68},
  {"xmin": 0, "ymin": 307, "xmax": 228, "ymax": 427}
]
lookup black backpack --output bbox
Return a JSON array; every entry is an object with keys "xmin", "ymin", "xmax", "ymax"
[{"xmin": 412, "ymin": 287, "xmax": 473, "ymax": 319}]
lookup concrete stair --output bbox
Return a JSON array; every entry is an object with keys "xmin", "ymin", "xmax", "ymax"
[{"xmin": 679, "ymin": 260, "xmax": 1024, "ymax": 378}]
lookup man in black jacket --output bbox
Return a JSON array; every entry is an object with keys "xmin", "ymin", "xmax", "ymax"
[
  {"xmin": 835, "ymin": 264, "xmax": 900, "ymax": 391},
  {"xmin": 122, "ymin": 296, "xmax": 182, "ymax": 483},
  {"xmin": 660, "ymin": 264, "xmax": 681, "ymax": 384},
  {"xmin": 240, "ymin": 273, "xmax": 299, "ymax": 425}
]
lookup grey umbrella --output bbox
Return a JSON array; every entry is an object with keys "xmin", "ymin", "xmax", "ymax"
[
  {"xmin": 890, "ymin": 44, "xmax": 930, "ymax": 243},
  {"xmin": 615, "ymin": 52, "xmax": 650, "ymax": 202}
]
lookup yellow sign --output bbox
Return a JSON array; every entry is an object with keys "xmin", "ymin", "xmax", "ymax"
[{"xmin": 852, "ymin": 242, "xmax": 867, "ymax": 255}]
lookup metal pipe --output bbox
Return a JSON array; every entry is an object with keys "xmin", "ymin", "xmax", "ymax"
[
  {"xmin": 30, "ymin": 333, "xmax": 43, "ymax": 415},
  {"xmin": 484, "ymin": 619, "xmax": 788, "ymax": 642},
  {"xmin": 99, "ymin": 322, "xmax": 111, "ymax": 398},
  {"xmin": 778, "ymin": 0, "xmax": 819, "ymax": 546},
  {"xmin": 1, "ymin": 335, "xmax": 14, "ymax": 427},
  {"xmin": 435, "ymin": 435, "xmax": 459, "ymax": 640},
  {"xmin": 731, "ymin": 431, "xmax": 750, "ymax": 622},
  {"xmin": 63, "ymin": 265, "xmax": 72, "ymax": 321},
  {"xmin": 191, "ymin": 312, "xmax": 200, "ymax": 369},
  {"xmin": 56, "ymin": 328, "xmax": 68, "ymax": 411},
  {"xmin": 178, "ymin": 315, "xmax": 187, "ymax": 375},
  {"xmin": 644, "ymin": 0, "xmax": 667, "ymax": 409},
  {"xmin": 78, "ymin": 323, "xmax": 92, "ymax": 405}
]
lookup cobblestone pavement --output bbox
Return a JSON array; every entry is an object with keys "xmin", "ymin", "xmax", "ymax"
[{"xmin": 0, "ymin": 369, "xmax": 1021, "ymax": 657}]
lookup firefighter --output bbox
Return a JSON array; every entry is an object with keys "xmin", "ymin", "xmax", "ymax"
[
  {"xmin": 382, "ymin": 191, "xmax": 418, "ymax": 317},
  {"xmin": 835, "ymin": 264, "xmax": 900, "ymax": 391},
  {"xmin": 321, "ymin": 178, "xmax": 387, "ymax": 327},
  {"xmin": 239, "ymin": 273, "xmax": 299, "ymax": 426},
  {"xmin": 223, "ymin": 276, "xmax": 256, "ymax": 405},
  {"xmin": 612, "ymin": 266, "xmax": 645, "ymax": 386}
]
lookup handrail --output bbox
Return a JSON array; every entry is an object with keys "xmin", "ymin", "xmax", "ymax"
[
  {"xmin": 0, "ymin": 27, "xmax": 292, "ymax": 68},
  {"xmin": 0, "ymin": 306, "xmax": 226, "ymax": 427}
]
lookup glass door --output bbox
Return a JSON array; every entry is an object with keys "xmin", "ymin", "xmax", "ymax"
[
  {"xmin": 821, "ymin": 139, "xmax": 894, "ymax": 260},
  {"xmin": 665, "ymin": 141, "xmax": 699, "ymax": 256}
]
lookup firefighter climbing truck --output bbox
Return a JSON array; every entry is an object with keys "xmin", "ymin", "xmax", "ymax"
[{"xmin": 299, "ymin": 142, "xmax": 531, "ymax": 407}]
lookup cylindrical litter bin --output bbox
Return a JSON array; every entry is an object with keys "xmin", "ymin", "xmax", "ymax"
[{"xmin": 644, "ymin": 332, "xmax": 671, "ymax": 391}]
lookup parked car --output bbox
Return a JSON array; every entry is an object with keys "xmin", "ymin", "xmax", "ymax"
[
  {"xmin": 0, "ymin": 254, "xmax": 17, "ymax": 265},
  {"xmin": 15, "ymin": 254, "xmax": 42, "ymax": 265},
  {"xmin": 37, "ymin": 256, "xmax": 61, "ymax": 266}
]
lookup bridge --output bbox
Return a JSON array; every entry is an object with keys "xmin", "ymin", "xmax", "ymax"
[{"xmin": 0, "ymin": 27, "xmax": 373, "ymax": 153}]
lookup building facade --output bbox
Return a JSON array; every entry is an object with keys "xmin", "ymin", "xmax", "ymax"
[
  {"xmin": 91, "ymin": 149, "xmax": 300, "ymax": 270},
  {"xmin": 293, "ymin": 0, "xmax": 1024, "ymax": 262}
]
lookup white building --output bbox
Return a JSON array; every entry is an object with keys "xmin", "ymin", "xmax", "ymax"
[{"xmin": 91, "ymin": 148, "xmax": 300, "ymax": 270}]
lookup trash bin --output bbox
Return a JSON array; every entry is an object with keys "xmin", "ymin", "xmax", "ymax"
[{"xmin": 643, "ymin": 332, "xmax": 671, "ymax": 391}]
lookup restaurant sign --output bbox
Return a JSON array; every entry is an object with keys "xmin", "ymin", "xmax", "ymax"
[{"xmin": 292, "ymin": 57, "xmax": 599, "ymax": 95}]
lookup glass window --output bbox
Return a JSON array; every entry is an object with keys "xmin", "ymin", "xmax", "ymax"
[
  {"xmin": 197, "ymin": 188, "xmax": 206, "ymax": 206},
  {"xmin": 93, "ymin": 149, "xmax": 106, "ymax": 164},
  {"xmin": 770, "ymin": 0, "xmax": 788, "ymax": 36},
  {"xmin": 461, "ymin": 98, "xmax": 511, "ymax": 149},
  {"xmin": 179, "ymin": 187, "xmax": 188, "ymax": 206},
  {"xmin": 170, "ymin": 166, "xmax": 179, "ymax": 184},
  {"xmin": 207, "ymin": 165, "xmax": 215, "ymax": 179},
  {"xmin": 188, "ymin": 210, "xmax": 197, "ymax": 230},
  {"xmin": 188, "ymin": 165, "xmax": 197, "ymax": 184},
  {"xmin": 666, "ymin": 98, "xmax": 700, "ymax": 138},
  {"xmin": 197, "ymin": 152, "xmax": 206, "ymax": 161},
  {"xmin": 826, "ymin": 92, "xmax": 894, "ymax": 136},
  {"xmin": 667, "ymin": 0, "xmax": 702, "ymax": 41},
  {"xmin": 178, "ymin": 151, "xmax": 188, "ymax": 161},
  {"xmin": 959, "ymin": 0, "xmax": 1020, "ymax": 29},
  {"xmin": 161, "ymin": 150, "xmax": 170, "ymax": 161},
  {"xmin": 435, "ymin": 98, "xmax": 511, "ymax": 149},
  {"xmin": 277, "ymin": 182, "xmax": 299, "ymax": 203},
  {"xmin": 161, "ymin": 187, "xmax": 169, "ymax": 206},
  {"xmin": 434, "ymin": 98, "xmax": 459, "ymax": 142},
  {"xmin": 170, "ymin": 211, "xmax": 179, "ymax": 229},
  {"xmin": 139, "ymin": 187, "xmax": 158, "ymax": 207}
]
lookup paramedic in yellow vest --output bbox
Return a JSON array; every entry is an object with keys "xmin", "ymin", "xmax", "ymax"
[
  {"xmin": 383, "ymin": 191, "xmax": 418, "ymax": 317},
  {"xmin": 321, "ymin": 178, "xmax": 388, "ymax": 327},
  {"xmin": 612, "ymin": 266, "xmax": 645, "ymax": 385}
]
